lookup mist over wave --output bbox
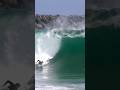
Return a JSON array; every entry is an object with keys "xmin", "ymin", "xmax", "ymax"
[{"xmin": 50, "ymin": 16, "xmax": 85, "ymax": 30}]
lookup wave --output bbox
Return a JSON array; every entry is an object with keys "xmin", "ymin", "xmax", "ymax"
[
  {"xmin": 35, "ymin": 28, "xmax": 85, "ymax": 65},
  {"xmin": 35, "ymin": 17, "xmax": 85, "ymax": 65}
]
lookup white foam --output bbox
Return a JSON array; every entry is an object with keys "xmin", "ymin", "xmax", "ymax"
[{"xmin": 35, "ymin": 31, "xmax": 61, "ymax": 65}]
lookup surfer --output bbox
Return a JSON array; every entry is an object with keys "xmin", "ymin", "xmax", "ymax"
[
  {"xmin": 37, "ymin": 60, "xmax": 43, "ymax": 65},
  {"xmin": 2, "ymin": 80, "xmax": 21, "ymax": 90}
]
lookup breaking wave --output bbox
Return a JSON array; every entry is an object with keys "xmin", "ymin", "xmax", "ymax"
[
  {"xmin": 35, "ymin": 29, "xmax": 84, "ymax": 65},
  {"xmin": 35, "ymin": 17, "xmax": 85, "ymax": 65}
]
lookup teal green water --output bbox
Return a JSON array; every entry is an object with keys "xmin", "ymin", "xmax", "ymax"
[{"xmin": 53, "ymin": 37, "xmax": 85, "ymax": 80}]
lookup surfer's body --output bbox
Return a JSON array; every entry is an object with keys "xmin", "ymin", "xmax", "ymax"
[{"xmin": 36, "ymin": 60, "xmax": 43, "ymax": 65}]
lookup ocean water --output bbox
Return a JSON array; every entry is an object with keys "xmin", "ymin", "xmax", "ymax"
[{"xmin": 35, "ymin": 26, "xmax": 85, "ymax": 90}]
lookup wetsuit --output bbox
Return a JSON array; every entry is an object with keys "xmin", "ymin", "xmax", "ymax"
[{"xmin": 37, "ymin": 60, "xmax": 43, "ymax": 65}]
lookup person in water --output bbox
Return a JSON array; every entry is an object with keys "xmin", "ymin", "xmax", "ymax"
[
  {"xmin": 3, "ymin": 80, "xmax": 21, "ymax": 90},
  {"xmin": 37, "ymin": 60, "xmax": 43, "ymax": 65}
]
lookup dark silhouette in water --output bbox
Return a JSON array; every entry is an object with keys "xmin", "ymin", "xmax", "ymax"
[
  {"xmin": 3, "ymin": 80, "xmax": 21, "ymax": 90},
  {"xmin": 37, "ymin": 60, "xmax": 43, "ymax": 65}
]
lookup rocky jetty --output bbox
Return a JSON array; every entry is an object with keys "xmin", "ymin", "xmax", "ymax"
[{"xmin": 35, "ymin": 15, "xmax": 84, "ymax": 29}]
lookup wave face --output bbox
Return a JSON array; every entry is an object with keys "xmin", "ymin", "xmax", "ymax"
[{"xmin": 35, "ymin": 24, "xmax": 85, "ymax": 65}]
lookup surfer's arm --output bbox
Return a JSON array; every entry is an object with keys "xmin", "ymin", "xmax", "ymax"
[{"xmin": 3, "ymin": 80, "xmax": 14, "ymax": 86}]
